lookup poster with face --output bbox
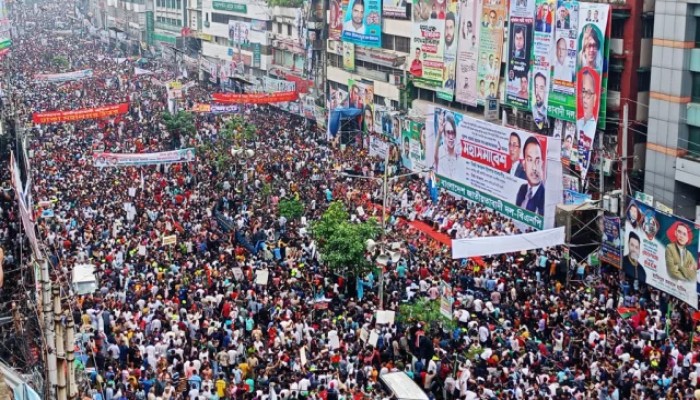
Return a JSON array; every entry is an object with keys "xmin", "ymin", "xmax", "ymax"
[
  {"xmin": 531, "ymin": 0, "xmax": 556, "ymax": 129},
  {"xmin": 454, "ymin": 0, "xmax": 482, "ymax": 106},
  {"xmin": 548, "ymin": 0, "xmax": 578, "ymax": 122},
  {"xmin": 475, "ymin": 0, "xmax": 506, "ymax": 104},
  {"xmin": 505, "ymin": 0, "xmax": 534, "ymax": 110}
]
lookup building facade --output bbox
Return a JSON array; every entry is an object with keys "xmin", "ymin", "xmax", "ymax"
[{"xmin": 644, "ymin": 0, "xmax": 700, "ymax": 220}]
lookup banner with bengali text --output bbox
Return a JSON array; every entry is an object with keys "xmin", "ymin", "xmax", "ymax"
[
  {"xmin": 34, "ymin": 69, "xmax": 93, "ymax": 83},
  {"xmin": 532, "ymin": 0, "xmax": 556, "ymax": 128},
  {"xmin": 341, "ymin": 0, "xmax": 382, "ymax": 47},
  {"xmin": 600, "ymin": 215, "xmax": 621, "ymax": 268},
  {"xmin": 504, "ymin": 0, "xmax": 535, "ymax": 110},
  {"xmin": 409, "ymin": 0, "xmax": 447, "ymax": 92},
  {"xmin": 191, "ymin": 103, "xmax": 240, "ymax": 114},
  {"xmin": 32, "ymin": 103, "xmax": 129, "ymax": 124},
  {"xmin": 548, "ymin": 0, "xmax": 578, "ymax": 122},
  {"xmin": 93, "ymin": 148, "xmax": 196, "ymax": 168},
  {"xmin": 212, "ymin": 91, "xmax": 299, "ymax": 104},
  {"xmin": 476, "ymin": 0, "xmax": 506, "ymax": 104}
]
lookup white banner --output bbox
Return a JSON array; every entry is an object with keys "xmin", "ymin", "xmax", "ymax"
[
  {"xmin": 451, "ymin": 227, "xmax": 566, "ymax": 259},
  {"xmin": 34, "ymin": 69, "xmax": 93, "ymax": 83},
  {"xmin": 134, "ymin": 67, "xmax": 153, "ymax": 76}
]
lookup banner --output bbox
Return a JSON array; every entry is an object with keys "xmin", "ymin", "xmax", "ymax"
[
  {"xmin": 531, "ymin": 0, "xmax": 556, "ymax": 128},
  {"xmin": 368, "ymin": 134, "xmax": 390, "ymax": 158},
  {"xmin": 383, "ymin": 0, "xmax": 407, "ymax": 18},
  {"xmin": 191, "ymin": 103, "xmax": 240, "ymax": 114},
  {"xmin": 93, "ymin": 148, "xmax": 196, "ymax": 168},
  {"xmin": 563, "ymin": 190, "xmax": 590, "ymax": 205},
  {"xmin": 32, "ymin": 103, "xmax": 129, "ymax": 124},
  {"xmin": 562, "ymin": 173, "xmax": 579, "ymax": 192},
  {"xmin": 329, "ymin": 0, "xmax": 343, "ymax": 40},
  {"xmin": 341, "ymin": 0, "xmax": 382, "ymax": 47},
  {"xmin": 452, "ymin": 227, "xmax": 566, "ymax": 258},
  {"xmin": 343, "ymin": 42, "xmax": 356, "ymax": 71},
  {"xmin": 134, "ymin": 67, "xmax": 154, "ymax": 76},
  {"xmin": 34, "ymin": 69, "xmax": 93, "ymax": 83},
  {"xmin": 409, "ymin": 0, "xmax": 447, "ymax": 92},
  {"xmin": 212, "ymin": 91, "xmax": 299, "ymax": 104},
  {"xmin": 228, "ymin": 20, "xmax": 250, "ymax": 44},
  {"xmin": 624, "ymin": 200, "xmax": 698, "ymax": 307},
  {"xmin": 427, "ymin": 107, "xmax": 562, "ymax": 229},
  {"xmin": 504, "ymin": 0, "xmax": 535, "ymax": 110},
  {"xmin": 596, "ymin": 11, "xmax": 611, "ymax": 130},
  {"xmin": 454, "ymin": 0, "xmax": 482, "ymax": 106},
  {"xmin": 476, "ymin": 0, "xmax": 506, "ymax": 104},
  {"xmin": 348, "ymin": 79, "xmax": 374, "ymax": 134},
  {"xmin": 262, "ymin": 76, "xmax": 296, "ymax": 92},
  {"xmin": 400, "ymin": 120, "xmax": 427, "ymax": 171},
  {"xmin": 439, "ymin": 281, "xmax": 454, "ymax": 319},
  {"xmin": 576, "ymin": 3, "xmax": 609, "ymax": 181},
  {"xmin": 9, "ymin": 152, "xmax": 41, "ymax": 258},
  {"xmin": 548, "ymin": 0, "xmax": 578, "ymax": 122},
  {"xmin": 554, "ymin": 119, "xmax": 579, "ymax": 168},
  {"xmin": 600, "ymin": 215, "xmax": 621, "ymax": 267},
  {"xmin": 437, "ymin": 0, "xmax": 460, "ymax": 101}
]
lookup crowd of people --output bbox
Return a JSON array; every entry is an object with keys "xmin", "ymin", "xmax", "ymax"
[{"xmin": 3, "ymin": 3, "xmax": 700, "ymax": 400}]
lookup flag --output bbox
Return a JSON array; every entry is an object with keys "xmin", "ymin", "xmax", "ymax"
[{"xmin": 617, "ymin": 307, "xmax": 638, "ymax": 319}]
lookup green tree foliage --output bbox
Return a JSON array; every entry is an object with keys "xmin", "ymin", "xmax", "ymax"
[
  {"xmin": 52, "ymin": 55, "xmax": 70, "ymax": 70},
  {"xmin": 162, "ymin": 111, "xmax": 196, "ymax": 147},
  {"xmin": 279, "ymin": 197, "xmax": 304, "ymax": 220},
  {"xmin": 311, "ymin": 202, "xmax": 380, "ymax": 278},
  {"xmin": 221, "ymin": 116, "xmax": 257, "ymax": 146},
  {"xmin": 397, "ymin": 298, "xmax": 457, "ymax": 331}
]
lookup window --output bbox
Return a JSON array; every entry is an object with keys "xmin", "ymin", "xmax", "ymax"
[
  {"xmin": 395, "ymin": 36, "xmax": 410, "ymax": 53},
  {"xmin": 637, "ymin": 69, "xmax": 651, "ymax": 91},
  {"xmin": 688, "ymin": 126, "xmax": 700, "ymax": 157},
  {"xmin": 608, "ymin": 71, "xmax": 622, "ymax": 91},
  {"xmin": 287, "ymin": 24, "xmax": 292, "ymax": 37},
  {"xmin": 611, "ymin": 20, "xmax": 624, "ymax": 39},
  {"xmin": 277, "ymin": 23, "xmax": 282, "ymax": 34},
  {"xmin": 382, "ymin": 34, "xmax": 394, "ymax": 51},
  {"xmin": 176, "ymin": 0, "xmax": 182, "ymax": 9},
  {"xmin": 642, "ymin": 18, "xmax": 654, "ymax": 38},
  {"xmin": 692, "ymin": 73, "xmax": 700, "ymax": 102},
  {"xmin": 211, "ymin": 12, "xmax": 232, "ymax": 24}
]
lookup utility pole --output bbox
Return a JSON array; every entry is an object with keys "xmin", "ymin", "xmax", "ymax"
[
  {"xmin": 40, "ymin": 259, "xmax": 57, "ymax": 400},
  {"xmin": 54, "ymin": 286, "xmax": 67, "ymax": 400},
  {"xmin": 621, "ymin": 102, "xmax": 629, "ymax": 216},
  {"xmin": 378, "ymin": 147, "xmax": 390, "ymax": 310}
]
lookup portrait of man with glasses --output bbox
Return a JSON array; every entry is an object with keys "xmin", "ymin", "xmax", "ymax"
[{"xmin": 576, "ymin": 68, "xmax": 599, "ymax": 142}]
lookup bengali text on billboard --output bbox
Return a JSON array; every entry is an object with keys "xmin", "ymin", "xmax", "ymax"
[
  {"xmin": 548, "ymin": 0, "xmax": 578, "ymax": 122},
  {"xmin": 531, "ymin": 0, "xmax": 556, "ymax": 128},
  {"xmin": 600, "ymin": 215, "xmax": 621, "ymax": 268},
  {"xmin": 476, "ymin": 0, "xmax": 506, "ymax": 104},
  {"xmin": 32, "ymin": 103, "xmax": 129, "ymax": 124},
  {"xmin": 504, "ymin": 0, "xmax": 535, "ymax": 110},
  {"xmin": 341, "ymin": 0, "xmax": 382, "ymax": 47},
  {"xmin": 409, "ymin": 0, "xmax": 447, "ymax": 92},
  {"xmin": 454, "ymin": 0, "xmax": 482, "ymax": 106}
]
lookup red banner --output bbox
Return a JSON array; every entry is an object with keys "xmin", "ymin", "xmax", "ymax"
[
  {"xmin": 32, "ymin": 103, "xmax": 130, "ymax": 124},
  {"xmin": 212, "ymin": 91, "xmax": 298, "ymax": 104}
]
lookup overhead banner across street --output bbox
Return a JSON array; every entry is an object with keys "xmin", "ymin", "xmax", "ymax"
[
  {"xmin": 93, "ymin": 148, "xmax": 196, "ymax": 168},
  {"xmin": 34, "ymin": 68, "xmax": 93, "ymax": 82},
  {"xmin": 32, "ymin": 102, "xmax": 129, "ymax": 124},
  {"xmin": 211, "ymin": 91, "xmax": 299, "ymax": 104}
]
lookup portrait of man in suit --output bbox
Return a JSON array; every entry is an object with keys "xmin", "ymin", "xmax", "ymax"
[
  {"xmin": 508, "ymin": 132, "xmax": 526, "ymax": 180},
  {"xmin": 515, "ymin": 136, "xmax": 545, "ymax": 216},
  {"xmin": 622, "ymin": 231, "xmax": 646, "ymax": 286},
  {"xmin": 665, "ymin": 221, "xmax": 696, "ymax": 282}
]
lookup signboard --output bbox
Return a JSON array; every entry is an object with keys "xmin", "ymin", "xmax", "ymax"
[
  {"xmin": 476, "ymin": 0, "xmax": 506, "ymax": 104},
  {"xmin": 400, "ymin": 120, "xmax": 427, "ymax": 171},
  {"xmin": 439, "ymin": 281, "xmax": 454, "ymax": 319},
  {"xmin": 409, "ymin": 0, "xmax": 447, "ymax": 92},
  {"xmin": 212, "ymin": 1, "xmax": 247, "ymax": 13},
  {"xmin": 162, "ymin": 235, "xmax": 177, "ymax": 246},
  {"xmin": 531, "ymin": 0, "xmax": 556, "ymax": 129},
  {"xmin": 504, "ymin": 0, "xmax": 535, "ymax": 110},
  {"xmin": 600, "ymin": 215, "xmax": 621, "ymax": 267},
  {"xmin": 624, "ymin": 200, "xmax": 698, "ymax": 307},
  {"xmin": 35, "ymin": 69, "xmax": 93, "ymax": 83},
  {"xmin": 454, "ymin": 0, "xmax": 482, "ymax": 106},
  {"xmin": 383, "ymin": 0, "xmax": 407, "ymax": 18},
  {"xmin": 93, "ymin": 148, "xmax": 196, "ymax": 168},
  {"xmin": 348, "ymin": 79, "xmax": 374, "ymax": 134},
  {"xmin": 548, "ymin": 0, "xmax": 578, "ymax": 122},
  {"xmin": 341, "ymin": 0, "xmax": 382, "ymax": 47},
  {"xmin": 33, "ymin": 103, "xmax": 129, "ymax": 124},
  {"xmin": 426, "ymin": 107, "xmax": 563, "ymax": 230}
]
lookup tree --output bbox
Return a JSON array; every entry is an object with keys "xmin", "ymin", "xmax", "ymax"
[
  {"xmin": 397, "ymin": 298, "xmax": 457, "ymax": 331},
  {"xmin": 279, "ymin": 197, "xmax": 304, "ymax": 220},
  {"xmin": 221, "ymin": 116, "xmax": 257, "ymax": 147},
  {"xmin": 312, "ymin": 202, "xmax": 380, "ymax": 279},
  {"xmin": 162, "ymin": 111, "xmax": 196, "ymax": 148},
  {"xmin": 267, "ymin": 0, "xmax": 304, "ymax": 7},
  {"xmin": 51, "ymin": 55, "xmax": 70, "ymax": 71}
]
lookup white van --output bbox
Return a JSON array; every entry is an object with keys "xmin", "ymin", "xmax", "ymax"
[{"xmin": 379, "ymin": 372, "xmax": 429, "ymax": 400}]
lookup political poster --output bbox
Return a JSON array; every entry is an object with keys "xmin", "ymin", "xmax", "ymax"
[
  {"xmin": 35, "ymin": 69, "xmax": 93, "ymax": 83},
  {"xmin": 554, "ymin": 118, "xmax": 579, "ymax": 168},
  {"xmin": 400, "ymin": 120, "xmax": 427, "ymax": 171},
  {"xmin": 436, "ymin": 0, "xmax": 460, "ymax": 101},
  {"xmin": 454, "ymin": 0, "xmax": 482, "ymax": 106},
  {"xmin": 348, "ymin": 79, "xmax": 375, "ymax": 134},
  {"xmin": 341, "ymin": 0, "xmax": 382, "ymax": 47},
  {"xmin": 596, "ymin": 11, "xmax": 612, "ymax": 130},
  {"xmin": 531, "ymin": 0, "xmax": 556, "ymax": 128},
  {"xmin": 600, "ymin": 215, "xmax": 621, "ymax": 268},
  {"xmin": 368, "ymin": 134, "xmax": 391, "ymax": 158},
  {"xmin": 562, "ymin": 173, "xmax": 579, "ymax": 192},
  {"xmin": 576, "ymin": 3, "xmax": 609, "ymax": 181},
  {"xmin": 329, "ymin": 0, "xmax": 344, "ymax": 40},
  {"xmin": 383, "ymin": 0, "xmax": 408, "ymax": 18},
  {"xmin": 211, "ymin": 91, "xmax": 299, "ymax": 104},
  {"xmin": 475, "ymin": 0, "xmax": 506, "ymax": 104},
  {"xmin": 624, "ymin": 200, "xmax": 698, "ymax": 307},
  {"xmin": 228, "ymin": 21, "xmax": 250, "ymax": 45},
  {"xmin": 329, "ymin": 86, "xmax": 349, "ymax": 109},
  {"xmin": 548, "ymin": 0, "xmax": 578, "ymax": 122},
  {"xmin": 439, "ymin": 281, "xmax": 454, "ymax": 319},
  {"xmin": 563, "ymin": 190, "xmax": 590, "ymax": 205},
  {"xmin": 93, "ymin": 148, "xmax": 196, "ymax": 168},
  {"xmin": 504, "ymin": 0, "xmax": 535, "ymax": 110},
  {"xmin": 343, "ymin": 42, "xmax": 356, "ymax": 71},
  {"xmin": 425, "ymin": 107, "xmax": 563, "ymax": 230},
  {"xmin": 409, "ymin": 0, "xmax": 447, "ymax": 91},
  {"xmin": 190, "ymin": 103, "xmax": 240, "ymax": 114}
]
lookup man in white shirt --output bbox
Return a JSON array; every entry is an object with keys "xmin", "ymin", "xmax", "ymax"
[
  {"xmin": 343, "ymin": 0, "xmax": 366, "ymax": 34},
  {"xmin": 553, "ymin": 38, "xmax": 573, "ymax": 82},
  {"xmin": 577, "ymin": 69, "xmax": 598, "ymax": 153}
]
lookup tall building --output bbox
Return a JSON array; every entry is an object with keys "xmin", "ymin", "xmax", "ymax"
[{"xmin": 644, "ymin": 0, "xmax": 700, "ymax": 221}]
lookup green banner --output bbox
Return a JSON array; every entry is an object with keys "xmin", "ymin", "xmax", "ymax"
[
  {"xmin": 437, "ymin": 176, "xmax": 544, "ymax": 230},
  {"xmin": 212, "ymin": 1, "xmax": 247, "ymax": 13},
  {"xmin": 146, "ymin": 11, "xmax": 154, "ymax": 46}
]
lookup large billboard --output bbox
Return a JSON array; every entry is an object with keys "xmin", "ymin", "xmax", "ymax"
[
  {"xmin": 341, "ymin": 0, "xmax": 382, "ymax": 47},
  {"xmin": 401, "ymin": 120, "xmax": 427, "ymax": 171},
  {"xmin": 329, "ymin": 0, "xmax": 344, "ymax": 40},
  {"xmin": 548, "ymin": 0, "xmax": 578, "ymax": 122},
  {"xmin": 531, "ymin": 0, "xmax": 556, "ymax": 129},
  {"xmin": 576, "ymin": 3, "xmax": 609, "ymax": 181},
  {"xmin": 476, "ymin": 0, "xmax": 506, "ymax": 104},
  {"xmin": 504, "ymin": 0, "xmax": 535, "ymax": 110},
  {"xmin": 409, "ymin": 0, "xmax": 447, "ymax": 93},
  {"xmin": 438, "ymin": 0, "xmax": 460, "ymax": 101},
  {"xmin": 596, "ymin": 11, "xmax": 612, "ymax": 130},
  {"xmin": 349, "ymin": 79, "xmax": 375, "ymax": 134},
  {"xmin": 383, "ymin": 0, "xmax": 408, "ymax": 18},
  {"xmin": 426, "ymin": 107, "xmax": 562, "ymax": 230},
  {"xmin": 624, "ymin": 200, "xmax": 699, "ymax": 307},
  {"xmin": 454, "ymin": 0, "xmax": 482, "ymax": 106}
]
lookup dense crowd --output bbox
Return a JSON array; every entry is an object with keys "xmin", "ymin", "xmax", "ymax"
[{"xmin": 2, "ymin": 3, "xmax": 700, "ymax": 400}]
